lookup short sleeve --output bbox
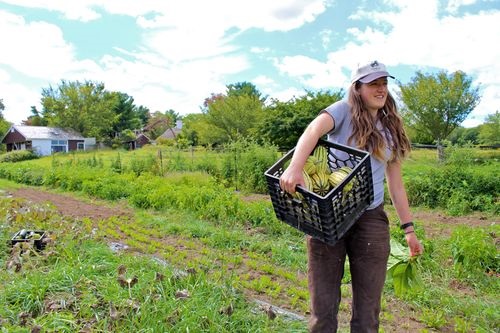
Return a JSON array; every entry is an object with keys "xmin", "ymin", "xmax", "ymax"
[{"xmin": 322, "ymin": 100, "xmax": 350, "ymax": 135}]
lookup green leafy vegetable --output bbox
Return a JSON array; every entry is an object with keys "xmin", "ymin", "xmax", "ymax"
[{"xmin": 387, "ymin": 239, "xmax": 422, "ymax": 296}]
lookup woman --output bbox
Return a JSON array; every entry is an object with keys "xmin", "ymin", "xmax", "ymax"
[{"xmin": 279, "ymin": 60, "xmax": 423, "ymax": 332}]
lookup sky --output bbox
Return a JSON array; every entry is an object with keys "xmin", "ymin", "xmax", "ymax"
[{"xmin": 0, "ymin": 0, "xmax": 499, "ymax": 128}]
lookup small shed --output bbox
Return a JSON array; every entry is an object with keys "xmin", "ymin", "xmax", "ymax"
[
  {"xmin": 135, "ymin": 133, "xmax": 151, "ymax": 148},
  {"xmin": 1, "ymin": 125, "xmax": 91, "ymax": 156}
]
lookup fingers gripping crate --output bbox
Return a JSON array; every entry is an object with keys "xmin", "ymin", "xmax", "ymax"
[{"xmin": 264, "ymin": 139, "xmax": 374, "ymax": 246}]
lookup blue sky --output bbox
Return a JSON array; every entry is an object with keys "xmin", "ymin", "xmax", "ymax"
[{"xmin": 0, "ymin": 0, "xmax": 498, "ymax": 127}]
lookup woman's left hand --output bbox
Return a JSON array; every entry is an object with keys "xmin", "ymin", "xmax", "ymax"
[{"xmin": 405, "ymin": 232, "xmax": 423, "ymax": 257}]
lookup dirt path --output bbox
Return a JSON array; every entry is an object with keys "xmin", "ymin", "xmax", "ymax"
[{"xmin": 11, "ymin": 188, "xmax": 133, "ymax": 221}]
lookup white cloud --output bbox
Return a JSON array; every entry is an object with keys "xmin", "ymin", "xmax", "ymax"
[
  {"xmin": 265, "ymin": 86, "xmax": 306, "ymax": 104},
  {"xmin": 0, "ymin": 0, "xmax": 102, "ymax": 21},
  {"xmin": 253, "ymin": 75, "xmax": 275, "ymax": 87},
  {"xmin": 0, "ymin": 10, "xmax": 79, "ymax": 79},
  {"xmin": 446, "ymin": 0, "xmax": 478, "ymax": 13},
  {"xmin": 0, "ymin": 0, "xmax": 497, "ymax": 129},
  {"xmin": 0, "ymin": 69, "xmax": 41, "ymax": 125},
  {"xmin": 0, "ymin": 1, "xmax": 329, "ymax": 124},
  {"xmin": 275, "ymin": 55, "xmax": 348, "ymax": 89},
  {"xmin": 280, "ymin": 1, "xmax": 500, "ymax": 126},
  {"xmin": 1, "ymin": 0, "xmax": 328, "ymax": 30}
]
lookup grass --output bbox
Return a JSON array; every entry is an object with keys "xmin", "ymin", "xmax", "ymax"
[
  {"xmin": 0, "ymin": 146, "xmax": 498, "ymax": 332},
  {"xmin": 0, "ymin": 199, "xmax": 308, "ymax": 332},
  {"xmin": 1, "ymin": 184, "xmax": 498, "ymax": 332}
]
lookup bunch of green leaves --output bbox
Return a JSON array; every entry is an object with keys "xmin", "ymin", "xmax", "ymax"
[{"xmin": 386, "ymin": 239, "xmax": 423, "ymax": 297}]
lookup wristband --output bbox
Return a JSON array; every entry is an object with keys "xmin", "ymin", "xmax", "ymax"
[{"xmin": 400, "ymin": 222, "xmax": 414, "ymax": 230}]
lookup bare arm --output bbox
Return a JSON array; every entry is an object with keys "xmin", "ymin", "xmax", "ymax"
[
  {"xmin": 279, "ymin": 112, "xmax": 334, "ymax": 194},
  {"xmin": 386, "ymin": 161, "xmax": 423, "ymax": 256}
]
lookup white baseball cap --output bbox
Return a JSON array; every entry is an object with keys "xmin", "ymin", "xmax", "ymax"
[{"xmin": 351, "ymin": 60, "xmax": 394, "ymax": 84}]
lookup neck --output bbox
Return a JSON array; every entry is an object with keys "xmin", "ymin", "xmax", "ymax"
[{"xmin": 368, "ymin": 108, "xmax": 378, "ymax": 119}]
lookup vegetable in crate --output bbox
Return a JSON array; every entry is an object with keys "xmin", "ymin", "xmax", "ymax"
[
  {"xmin": 329, "ymin": 166, "xmax": 356, "ymax": 193},
  {"xmin": 311, "ymin": 171, "xmax": 330, "ymax": 196},
  {"xmin": 312, "ymin": 145, "xmax": 330, "ymax": 174},
  {"xmin": 298, "ymin": 146, "xmax": 356, "ymax": 197}
]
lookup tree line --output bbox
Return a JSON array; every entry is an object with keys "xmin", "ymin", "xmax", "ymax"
[{"xmin": 0, "ymin": 69, "xmax": 498, "ymax": 151}]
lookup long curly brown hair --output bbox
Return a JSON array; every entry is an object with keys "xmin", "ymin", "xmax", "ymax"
[{"xmin": 347, "ymin": 82, "xmax": 411, "ymax": 162}]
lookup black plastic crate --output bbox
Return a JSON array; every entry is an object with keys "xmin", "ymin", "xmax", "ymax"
[
  {"xmin": 264, "ymin": 139, "xmax": 374, "ymax": 246},
  {"xmin": 11, "ymin": 229, "xmax": 47, "ymax": 250}
]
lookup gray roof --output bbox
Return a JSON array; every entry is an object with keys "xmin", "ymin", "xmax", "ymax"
[
  {"xmin": 158, "ymin": 127, "xmax": 182, "ymax": 139},
  {"xmin": 14, "ymin": 126, "xmax": 84, "ymax": 140}
]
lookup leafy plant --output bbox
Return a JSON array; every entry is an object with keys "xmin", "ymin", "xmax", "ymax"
[
  {"xmin": 386, "ymin": 239, "xmax": 423, "ymax": 296},
  {"xmin": 110, "ymin": 152, "xmax": 123, "ymax": 173},
  {"xmin": 450, "ymin": 225, "xmax": 499, "ymax": 279}
]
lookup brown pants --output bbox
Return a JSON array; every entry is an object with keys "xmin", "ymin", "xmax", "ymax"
[{"xmin": 307, "ymin": 204, "xmax": 390, "ymax": 333}]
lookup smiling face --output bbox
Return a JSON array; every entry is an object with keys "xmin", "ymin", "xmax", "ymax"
[{"xmin": 358, "ymin": 77, "xmax": 389, "ymax": 116}]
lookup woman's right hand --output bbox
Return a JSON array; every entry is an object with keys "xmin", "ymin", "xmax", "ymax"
[
  {"xmin": 278, "ymin": 112, "xmax": 334, "ymax": 195},
  {"xmin": 279, "ymin": 166, "xmax": 305, "ymax": 194}
]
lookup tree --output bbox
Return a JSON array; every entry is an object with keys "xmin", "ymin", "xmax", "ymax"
[
  {"xmin": 398, "ymin": 70, "xmax": 480, "ymax": 159},
  {"xmin": 202, "ymin": 93, "xmax": 225, "ymax": 113},
  {"xmin": 135, "ymin": 105, "xmax": 151, "ymax": 126},
  {"xmin": 41, "ymin": 80, "xmax": 118, "ymax": 141},
  {"xmin": 22, "ymin": 106, "xmax": 49, "ymax": 126},
  {"xmin": 0, "ymin": 98, "xmax": 4, "ymax": 113},
  {"xmin": 112, "ymin": 93, "xmax": 143, "ymax": 136},
  {"xmin": 183, "ymin": 113, "xmax": 226, "ymax": 147},
  {"xmin": 478, "ymin": 111, "xmax": 499, "ymax": 146},
  {"xmin": 227, "ymin": 82, "xmax": 266, "ymax": 103},
  {"xmin": 205, "ymin": 94, "xmax": 264, "ymax": 143},
  {"xmin": 164, "ymin": 109, "xmax": 180, "ymax": 127},
  {"xmin": 194, "ymin": 82, "xmax": 267, "ymax": 146},
  {"xmin": 259, "ymin": 90, "xmax": 344, "ymax": 149},
  {"xmin": 447, "ymin": 126, "xmax": 479, "ymax": 146},
  {"xmin": 177, "ymin": 113, "xmax": 200, "ymax": 146}
]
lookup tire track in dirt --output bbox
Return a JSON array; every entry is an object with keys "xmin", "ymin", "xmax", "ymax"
[{"xmin": 11, "ymin": 188, "xmax": 133, "ymax": 221}]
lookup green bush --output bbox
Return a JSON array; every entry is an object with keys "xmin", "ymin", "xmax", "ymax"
[
  {"xmin": 238, "ymin": 144, "xmax": 280, "ymax": 193},
  {"xmin": 405, "ymin": 165, "xmax": 499, "ymax": 215},
  {"xmin": 221, "ymin": 139, "xmax": 280, "ymax": 193},
  {"xmin": 0, "ymin": 150, "xmax": 39, "ymax": 163}
]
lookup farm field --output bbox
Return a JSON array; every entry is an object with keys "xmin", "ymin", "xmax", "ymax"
[{"xmin": 0, "ymin": 145, "xmax": 498, "ymax": 332}]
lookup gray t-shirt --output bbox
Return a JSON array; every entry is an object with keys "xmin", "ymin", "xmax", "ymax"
[{"xmin": 322, "ymin": 100, "xmax": 392, "ymax": 210}]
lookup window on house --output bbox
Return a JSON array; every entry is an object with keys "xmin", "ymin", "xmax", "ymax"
[
  {"xmin": 77, "ymin": 142, "xmax": 84, "ymax": 150},
  {"xmin": 51, "ymin": 140, "xmax": 67, "ymax": 153}
]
